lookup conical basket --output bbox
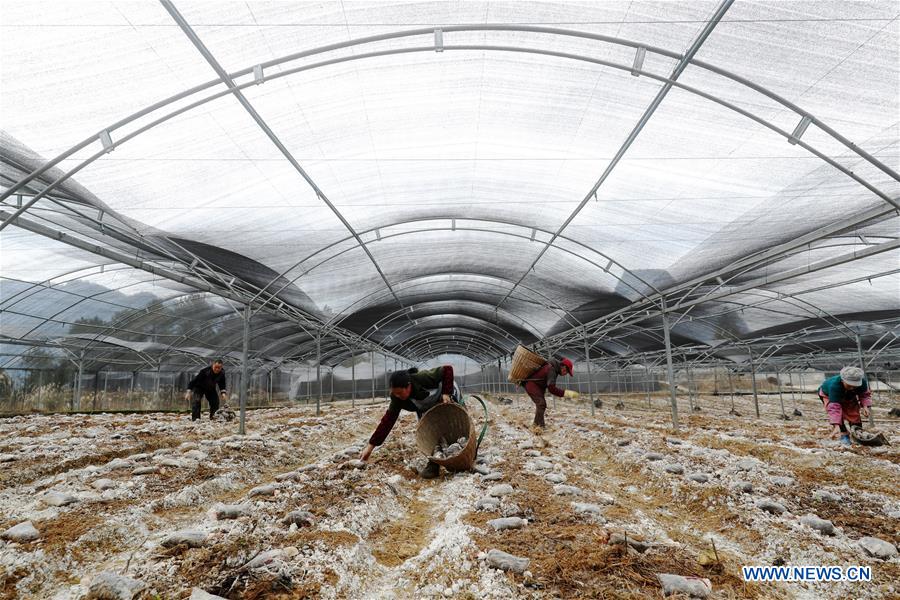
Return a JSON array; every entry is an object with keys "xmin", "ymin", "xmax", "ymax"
[
  {"xmin": 416, "ymin": 403, "xmax": 477, "ymax": 471},
  {"xmin": 508, "ymin": 344, "xmax": 546, "ymax": 384}
]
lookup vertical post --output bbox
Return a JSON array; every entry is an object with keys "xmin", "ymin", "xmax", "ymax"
[
  {"xmin": 38, "ymin": 369, "xmax": 43, "ymax": 408},
  {"xmin": 748, "ymin": 347, "xmax": 759, "ymax": 418},
  {"xmin": 497, "ymin": 359, "xmax": 502, "ymax": 397},
  {"xmin": 727, "ymin": 368, "xmax": 735, "ymax": 413},
  {"xmin": 798, "ymin": 371, "xmax": 805, "ymax": 407},
  {"xmin": 370, "ymin": 350, "xmax": 376, "ymax": 403},
  {"xmin": 856, "ymin": 333, "xmax": 874, "ymax": 426},
  {"xmin": 315, "ymin": 334, "xmax": 322, "ymax": 417},
  {"xmin": 788, "ymin": 371, "xmax": 797, "ymax": 412},
  {"xmin": 239, "ymin": 305, "xmax": 250, "ymax": 434},
  {"xmin": 306, "ymin": 366, "xmax": 311, "ymax": 405},
  {"xmin": 330, "ymin": 367, "xmax": 334, "ymax": 401},
  {"xmin": 463, "ymin": 356, "xmax": 468, "ymax": 391},
  {"xmin": 74, "ymin": 357, "xmax": 83, "ymax": 412},
  {"xmin": 351, "ymin": 352, "xmax": 356, "ymax": 408},
  {"xmin": 384, "ymin": 355, "xmax": 388, "ymax": 397},
  {"xmin": 776, "ymin": 367, "xmax": 786, "ymax": 418},
  {"xmin": 155, "ymin": 363, "xmax": 161, "ymax": 404},
  {"xmin": 129, "ymin": 371, "xmax": 135, "ymax": 403},
  {"xmin": 645, "ymin": 364, "xmax": 651, "ymax": 409},
  {"xmin": 584, "ymin": 335, "xmax": 594, "ymax": 416},
  {"xmin": 661, "ymin": 302, "xmax": 679, "ymax": 430},
  {"xmin": 686, "ymin": 364, "xmax": 695, "ymax": 412}
]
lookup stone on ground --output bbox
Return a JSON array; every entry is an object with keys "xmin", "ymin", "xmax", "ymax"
[
  {"xmin": 757, "ymin": 499, "xmax": 786, "ymax": 515},
  {"xmin": 488, "ymin": 517, "xmax": 527, "ymax": 530},
  {"xmin": 488, "ymin": 484, "xmax": 514, "ymax": 497},
  {"xmin": 2, "ymin": 521, "xmax": 40, "ymax": 542},
  {"xmin": 86, "ymin": 572, "xmax": 146, "ymax": 600},
  {"xmin": 486, "ymin": 549, "xmax": 529, "ymax": 573},
  {"xmin": 799, "ymin": 514, "xmax": 834, "ymax": 536},
  {"xmin": 552, "ymin": 484, "xmax": 582, "ymax": 496},
  {"xmin": 858, "ymin": 536, "xmax": 898, "ymax": 560},
  {"xmin": 657, "ymin": 573, "xmax": 712, "ymax": 598},
  {"xmin": 43, "ymin": 491, "xmax": 78, "ymax": 507},
  {"xmin": 283, "ymin": 510, "xmax": 315, "ymax": 527},
  {"xmin": 162, "ymin": 530, "xmax": 208, "ymax": 548}
]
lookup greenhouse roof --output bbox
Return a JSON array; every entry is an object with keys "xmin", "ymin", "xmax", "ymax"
[{"xmin": 1, "ymin": 0, "xmax": 898, "ymax": 373}]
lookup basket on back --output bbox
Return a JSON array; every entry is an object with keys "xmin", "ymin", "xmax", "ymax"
[
  {"xmin": 416, "ymin": 403, "xmax": 477, "ymax": 471},
  {"xmin": 508, "ymin": 344, "xmax": 546, "ymax": 385}
]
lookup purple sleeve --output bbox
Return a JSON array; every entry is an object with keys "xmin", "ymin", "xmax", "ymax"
[
  {"xmin": 441, "ymin": 365, "xmax": 454, "ymax": 395},
  {"xmin": 825, "ymin": 401, "xmax": 843, "ymax": 425},
  {"xmin": 547, "ymin": 383, "xmax": 566, "ymax": 397},
  {"xmin": 368, "ymin": 407, "xmax": 401, "ymax": 447},
  {"xmin": 859, "ymin": 388, "xmax": 872, "ymax": 408}
]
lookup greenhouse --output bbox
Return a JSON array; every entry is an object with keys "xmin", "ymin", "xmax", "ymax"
[{"xmin": 1, "ymin": 1, "xmax": 898, "ymax": 598}]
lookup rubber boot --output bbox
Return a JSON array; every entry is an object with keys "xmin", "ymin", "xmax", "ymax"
[
  {"xmin": 839, "ymin": 434, "xmax": 852, "ymax": 446},
  {"xmin": 420, "ymin": 460, "xmax": 440, "ymax": 479}
]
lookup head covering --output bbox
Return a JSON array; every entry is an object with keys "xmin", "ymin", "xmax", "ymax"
[
  {"xmin": 560, "ymin": 358, "xmax": 574, "ymax": 375},
  {"xmin": 839, "ymin": 366, "xmax": 864, "ymax": 387}
]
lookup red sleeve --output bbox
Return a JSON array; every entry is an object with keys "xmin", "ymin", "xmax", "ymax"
[
  {"xmin": 547, "ymin": 383, "xmax": 566, "ymax": 397},
  {"xmin": 368, "ymin": 406, "xmax": 401, "ymax": 447},
  {"xmin": 441, "ymin": 365, "xmax": 454, "ymax": 395}
]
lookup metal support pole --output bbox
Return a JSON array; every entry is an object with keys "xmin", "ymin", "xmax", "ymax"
[
  {"xmin": 788, "ymin": 371, "xmax": 797, "ymax": 411},
  {"xmin": 645, "ymin": 365, "xmax": 651, "ymax": 409},
  {"xmin": 584, "ymin": 335, "xmax": 595, "ymax": 416},
  {"xmin": 776, "ymin": 367, "xmax": 786, "ymax": 418},
  {"xmin": 856, "ymin": 333, "xmax": 874, "ymax": 426},
  {"xmin": 686, "ymin": 364, "xmax": 695, "ymax": 412},
  {"xmin": 371, "ymin": 350, "xmax": 376, "ymax": 403},
  {"xmin": 727, "ymin": 368, "xmax": 735, "ymax": 413},
  {"xmin": 239, "ymin": 305, "xmax": 250, "ymax": 434},
  {"xmin": 384, "ymin": 355, "xmax": 388, "ymax": 396},
  {"xmin": 497, "ymin": 359, "xmax": 502, "ymax": 397},
  {"xmin": 74, "ymin": 359, "xmax": 83, "ymax": 412},
  {"xmin": 155, "ymin": 364, "xmax": 161, "ymax": 403},
  {"xmin": 38, "ymin": 369, "xmax": 43, "ymax": 407},
  {"xmin": 661, "ymin": 303, "xmax": 679, "ymax": 430},
  {"xmin": 130, "ymin": 371, "xmax": 135, "ymax": 403},
  {"xmin": 748, "ymin": 347, "xmax": 760, "ymax": 418},
  {"xmin": 351, "ymin": 353, "xmax": 356, "ymax": 408},
  {"xmin": 316, "ymin": 334, "xmax": 322, "ymax": 417}
]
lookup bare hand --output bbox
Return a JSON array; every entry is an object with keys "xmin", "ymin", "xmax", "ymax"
[
  {"xmin": 441, "ymin": 394, "xmax": 451, "ymax": 404},
  {"xmin": 359, "ymin": 443, "xmax": 375, "ymax": 462},
  {"xmin": 830, "ymin": 425, "xmax": 842, "ymax": 439},
  {"xmin": 861, "ymin": 406, "xmax": 870, "ymax": 418},
  {"xmin": 184, "ymin": 391, "xmax": 191, "ymax": 401}
]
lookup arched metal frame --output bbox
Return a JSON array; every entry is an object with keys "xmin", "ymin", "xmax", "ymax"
[{"xmin": 2, "ymin": 16, "xmax": 897, "ymax": 374}]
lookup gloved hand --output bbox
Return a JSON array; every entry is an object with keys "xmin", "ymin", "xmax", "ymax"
[{"xmin": 563, "ymin": 390, "xmax": 580, "ymax": 399}]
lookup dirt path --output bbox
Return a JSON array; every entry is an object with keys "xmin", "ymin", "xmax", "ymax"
[{"xmin": 1, "ymin": 396, "xmax": 898, "ymax": 599}]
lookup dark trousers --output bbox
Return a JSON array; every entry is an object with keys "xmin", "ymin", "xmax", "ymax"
[
  {"xmin": 191, "ymin": 391, "xmax": 220, "ymax": 420},
  {"xmin": 524, "ymin": 381, "xmax": 547, "ymax": 427}
]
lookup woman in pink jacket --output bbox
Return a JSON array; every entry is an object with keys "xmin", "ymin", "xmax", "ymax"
[{"xmin": 818, "ymin": 366, "xmax": 871, "ymax": 446}]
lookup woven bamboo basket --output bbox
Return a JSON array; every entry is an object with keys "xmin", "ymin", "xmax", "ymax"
[
  {"xmin": 416, "ymin": 403, "xmax": 477, "ymax": 471},
  {"xmin": 508, "ymin": 344, "xmax": 546, "ymax": 384}
]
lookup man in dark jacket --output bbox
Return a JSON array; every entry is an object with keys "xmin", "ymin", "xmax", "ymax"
[
  {"xmin": 185, "ymin": 359, "xmax": 228, "ymax": 421},
  {"xmin": 359, "ymin": 365, "xmax": 457, "ymax": 478},
  {"xmin": 523, "ymin": 357, "xmax": 578, "ymax": 429}
]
